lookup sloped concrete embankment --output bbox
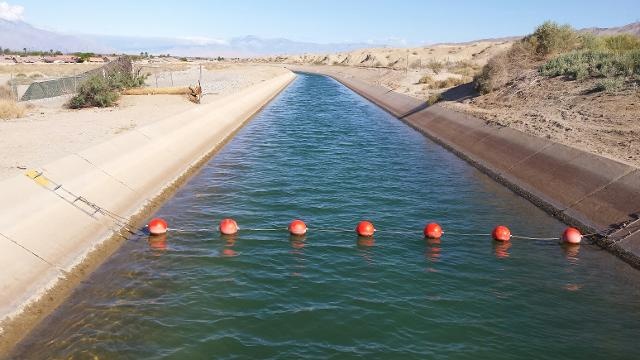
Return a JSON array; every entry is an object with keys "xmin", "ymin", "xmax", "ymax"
[
  {"xmin": 0, "ymin": 72, "xmax": 296, "ymax": 336},
  {"xmin": 293, "ymin": 66, "xmax": 640, "ymax": 267}
]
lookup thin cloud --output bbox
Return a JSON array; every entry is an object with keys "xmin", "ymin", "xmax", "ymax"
[{"xmin": 0, "ymin": 1, "xmax": 24, "ymax": 22}]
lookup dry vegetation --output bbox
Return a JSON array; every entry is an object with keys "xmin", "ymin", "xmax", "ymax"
[
  {"xmin": 0, "ymin": 84, "xmax": 25, "ymax": 120},
  {"xmin": 444, "ymin": 21, "xmax": 640, "ymax": 167},
  {"xmin": 135, "ymin": 62, "xmax": 191, "ymax": 74},
  {"xmin": 475, "ymin": 21, "xmax": 640, "ymax": 94},
  {"xmin": 0, "ymin": 63, "xmax": 102, "ymax": 77}
]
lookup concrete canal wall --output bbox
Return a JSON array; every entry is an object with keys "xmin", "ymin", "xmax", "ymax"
[
  {"xmin": 292, "ymin": 66, "xmax": 640, "ymax": 268},
  {"xmin": 0, "ymin": 71, "xmax": 296, "ymax": 345}
]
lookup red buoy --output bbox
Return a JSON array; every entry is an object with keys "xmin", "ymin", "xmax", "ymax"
[
  {"xmin": 219, "ymin": 218, "xmax": 239, "ymax": 235},
  {"xmin": 288, "ymin": 219, "xmax": 307, "ymax": 236},
  {"xmin": 424, "ymin": 222, "xmax": 443, "ymax": 239},
  {"xmin": 148, "ymin": 217, "xmax": 168, "ymax": 235},
  {"xmin": 492, "ymin": 225, "xmax": 511, "ymax": 241},
  {"xmin": 562, "ymin": 227, "xmax": 582, "ymax": 244},
  {"xmin": 356, "ymin": 221, "xmax": 375, "ymax": 237}
]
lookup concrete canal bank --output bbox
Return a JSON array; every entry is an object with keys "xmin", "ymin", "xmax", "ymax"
[
  {"xmin": 291, "ymin": 66, "xmax": 640, "ymax": 268},
  {"xmin": 0, "ymin": 71, "xmax": 296, "ymax": 351}
]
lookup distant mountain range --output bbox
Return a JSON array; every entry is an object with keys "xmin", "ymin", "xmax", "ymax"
[
  {"xmin": 0, "ymin": 19, "xmax": 379, "ymax": 57},
  {"xmin": 580, "ymin": 21, "xmax": 640, "ymax": 36},
  {"xmin": 1, "ymin": 18, "xmax": 639, "ymax": 57},
  {"xmin": 0, "ymin": 19, "xmax": 109, "ymax": 53},
  {"xmin": 87, "ymin": 34, "xmax": 381, "ymax": 57}
]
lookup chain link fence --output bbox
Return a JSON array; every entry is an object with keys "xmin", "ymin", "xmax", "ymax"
[{"xmin": 19, "ymin": 57, "xmax": 133, "ymax": 101}]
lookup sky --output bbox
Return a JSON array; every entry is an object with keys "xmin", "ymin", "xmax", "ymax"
[{"xmin": 2, "ymin": 0, "xmax": 640, "ymax": 45}]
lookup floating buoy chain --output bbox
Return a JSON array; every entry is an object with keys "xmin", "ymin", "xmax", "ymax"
[{"xmin": 149, "ymin": 218, "xmax": 591, "ymax": 245}]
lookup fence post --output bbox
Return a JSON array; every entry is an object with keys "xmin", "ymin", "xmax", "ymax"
[
  {"xmin": 199, "ymin": 64, "xmax": 202, "ymax": 83},
  {"xmin": 155, "ymin": 73, "xmax": 158, "ymax": 88},
  {"xmin": 170, "ymin": 70, "xmax": 174, "ymax": 86},
  {"xmin": 10, "ymin": 72, "xmax": 17, "ymax": 101}
]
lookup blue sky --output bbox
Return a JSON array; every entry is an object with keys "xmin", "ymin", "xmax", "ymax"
[{"xmin": 4, "ymin": 0, "xmax": 640, "ymax": 45}]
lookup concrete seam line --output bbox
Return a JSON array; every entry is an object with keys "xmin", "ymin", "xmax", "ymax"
[
  {"xmin": 561, "ymin": 168, "xmax": 636, "ymax": 212},
  {"xmin": 0, "ymin": 232, "xmax": 67, "ymax": 275},
  {"xmin": 506, "ymin": 142, "xmax": 555, "ymax": 171},
  {"xmin": 74, "ymin": 153, "xmax": 138, "ymax": 194}
]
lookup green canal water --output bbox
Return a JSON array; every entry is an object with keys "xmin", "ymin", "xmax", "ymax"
[{"xmin": 13, "ymin": 73, "xmax": 640, "ymax": 359}]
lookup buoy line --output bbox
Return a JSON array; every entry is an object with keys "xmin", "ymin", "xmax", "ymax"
[{"xmin": 23, "ymin": 169, "xmax": 622, "ymax": 250}]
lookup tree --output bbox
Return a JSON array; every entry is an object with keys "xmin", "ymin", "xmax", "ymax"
[{"xmin": 23, "ymin": 47, "xmax": 26, "ymax": 55}]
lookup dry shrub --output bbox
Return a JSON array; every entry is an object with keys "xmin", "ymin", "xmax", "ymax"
[
  {"xmin": 435, "ymin": 76, "xmax": 471, "ymax": 89},
  {"xmin": 0, "ymin": 99, "xmax": 25, "ymax": 119},
  {"xmin": 450, "ymin": 60, "xmax": 481, "ymax": 77},
  {"xmin": 426, "ymin": 59, "xmax": 444, "ymax": 74},
  {"xmin": 0, "ymin": 84, "xmax": 13, "ymax": 100},
  {"xmin": 474, "ymin": 21, "xmax": 583, "ymax": 93},
  {"xmin": 427, "ymin": 93, "xmax": 442, "ymax": 105},
  {"xmin": 417, "ymin": 74, "xmax": 435, "ymax": 87},
  {"xmin": 475, "ymin": 41, "xmax": 537, "ymax": 93}
]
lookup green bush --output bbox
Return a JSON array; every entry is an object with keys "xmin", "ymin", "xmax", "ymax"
[
  {"xmin": 68, "ymin": 70, "xmax": 148, "ymax": 108},
  {"xmin": 593, "ymin": 77, "xmax": 625, "ymax": 92},
  {"xmin": 576, "ymin": 33, "xmax": 640, "ymax": 53},
  {"xmin": 540, "ymin": 49, "xmax": 640, "ymax": 80},
  {"xmin": 524, "ymin": 21, "xmax": 580, "ymax": 56},
  {"xmin": 75, "ymin": 52, "xmax": 95, "ymax": 63},
  {"xmin": 68, "ymin": 76, "xmax": 119, "ymax": 108}
]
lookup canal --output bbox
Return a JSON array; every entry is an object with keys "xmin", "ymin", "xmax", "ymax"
[{"xmin": 13, "ymin": 73, "xmax": 640, "ymax": 359}]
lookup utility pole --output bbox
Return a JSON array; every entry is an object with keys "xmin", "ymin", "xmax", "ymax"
[{"xmin": 406, "ymin": 53, "xmax": 409, "ymax": 76}]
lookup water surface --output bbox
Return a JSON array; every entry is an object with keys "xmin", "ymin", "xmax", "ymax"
[{"xmin": 14, "ymin": 73, "xmax": 640, "ymax": 359}]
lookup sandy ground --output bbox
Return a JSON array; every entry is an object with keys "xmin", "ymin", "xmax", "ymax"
[
  {"xmin": 252, "ymin": 40, "xmax": 513, "ymax": 100},
  {"xmin": 255, "ymin": 40, "xmax": 513, "ymax": 69},
  {"xmin": 0, "ymin": 64, "xmax": 288, "ymax": 180},
  {"xmin": 442, "ymin": 74, "xmax": 640, "ymax": 168}
]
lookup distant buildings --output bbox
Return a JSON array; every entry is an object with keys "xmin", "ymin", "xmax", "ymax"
[{"xmin": 0, "ymin": 55, "xmax": 111, "ymax": 64}]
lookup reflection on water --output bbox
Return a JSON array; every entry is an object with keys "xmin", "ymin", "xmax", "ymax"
[
  {"xmin": 493, "ymin": 240, "xmax": 511, "ymax": 259},
  {"xmin": 357, "ymin": 236, "xmax": 375, "ymax": 265},
  {"xmin": 563, "ymin": 244, "xmax": 581, "ymax": 264},
  {"xmin": 357, "ymin": 236, "xmax": 375, "ymax": 247},
  {"xmin": 425, "ymin": 238, "xmax": 441, "ymax": 273},
  {"xmin": 147, "ymin": 234, "xmax": 168, "ymax": 252},
  {"xmin": 289, "ymin": 235, "xmax": 306, "ymax": 249},
  {"xmin": 289, "ymin": 235, "xmax": 306, "ymax": 277},
  {"xmin": 221, "ymin": 234, "xmax": 238, "ymax": 257},
  {"xmin": 425, "ymin": 238, "xmax": 441, "ymax": 262}
]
